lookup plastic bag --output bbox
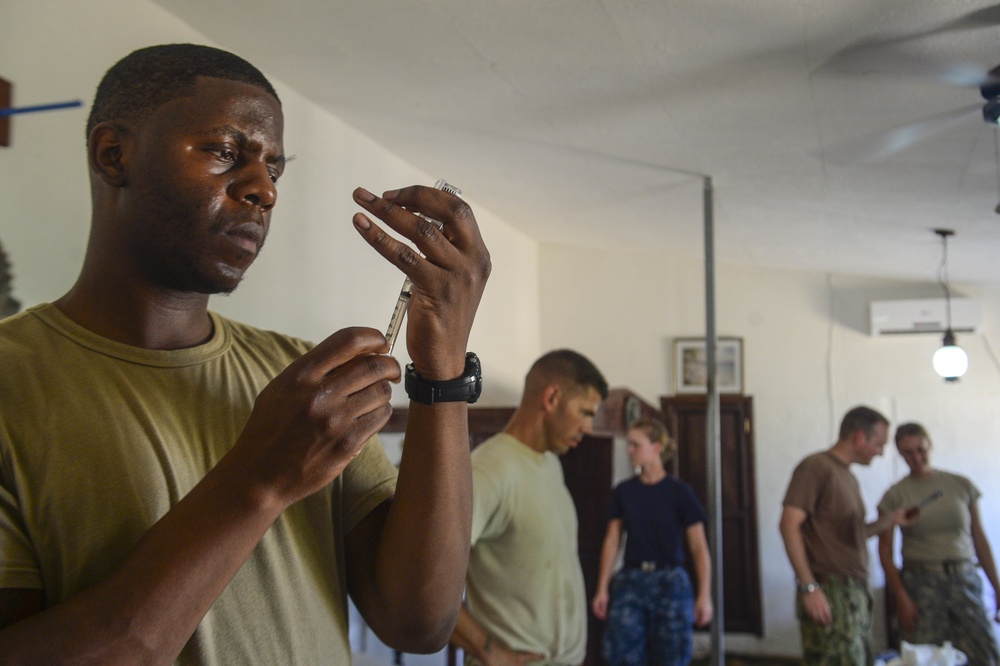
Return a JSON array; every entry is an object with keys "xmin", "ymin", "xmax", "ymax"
[{"xmin": 899, "ymin": 640, "xmax": 968, "ymax": 666}]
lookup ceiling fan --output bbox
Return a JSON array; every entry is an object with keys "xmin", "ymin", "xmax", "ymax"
[{"xmin": 816, "ymin": 2, "xmax": 1000, "ymax": 165}]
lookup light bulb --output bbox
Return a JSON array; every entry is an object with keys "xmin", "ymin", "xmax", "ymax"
[{"xmin": 932, "ymin": 335, "xmax": 968, "ymax": 381}]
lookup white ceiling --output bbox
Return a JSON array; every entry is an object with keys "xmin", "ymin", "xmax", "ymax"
[{"xmin": 151, "ymin": 0, "xmax": 1000, "ymax": 284}]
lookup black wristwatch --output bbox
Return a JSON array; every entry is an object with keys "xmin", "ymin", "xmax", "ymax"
[
  {"xmin": 797, "ymin": 581, "xmax": 820, "ymax": 596},
  {"xmin": 405, "ymin": 352, "xmax": 482, "ymax": 404}
]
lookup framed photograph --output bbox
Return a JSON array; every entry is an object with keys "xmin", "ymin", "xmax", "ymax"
[{"xmin": 673, "ymin": 337, "xmax": 744, "ymax": 394}]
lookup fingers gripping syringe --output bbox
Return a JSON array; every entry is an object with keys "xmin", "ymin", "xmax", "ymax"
[{"xmin": 385, "ymin": 179, "xmax": 463, "ymax": 353}]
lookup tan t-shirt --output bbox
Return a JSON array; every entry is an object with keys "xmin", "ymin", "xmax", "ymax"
[
  {"xmin": 783, "ymin": 450, "xmax": 869, "ymax": 581},
  {"xmin": 467, "ymin": 433, "xmax": 586, "ymax": 665},
  {"xmin": 0, "ymin": 304, "xmax": 398, "ymax": 665},
  {"xmin": 878, "ymin": 469, "xmax": 980, "ymax": 562}
]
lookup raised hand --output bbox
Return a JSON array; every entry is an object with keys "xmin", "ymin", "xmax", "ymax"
[{"xmin": 352, "ymin": 185, "xmax": 491, "ymax": 379}]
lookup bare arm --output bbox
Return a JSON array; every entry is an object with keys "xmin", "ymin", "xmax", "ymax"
[
  {"xmin": 878, "ymin": 510, "xmax": 918, "ymax": 633},
  {"xmin": 346, "ymin": 184, "xmax": 490, "ymax": 650},
  {"xmin": 779, "ymin": 505, "xmax": 831, "ymax": 626},
  {"xmin": 686, "ymin": 522, "xmax": 714, "ymax": 627},
  {"xmin": 866, "ymin": 506, "xmax": 914, "ymax": 538},
  {"xmin": 0, "ymin": 329, "xmax": 402, "ymax": 664},
  {"xmin": 592, "ymin": 518, "xmax": 623, "ymax": 621},
  {"xmin": 970, "ymin": 500, "xmax": 1000, "ymax": 620},
  {"xmin": 346, "ymin": 401, "xmax": 475, "ymax": 651}
]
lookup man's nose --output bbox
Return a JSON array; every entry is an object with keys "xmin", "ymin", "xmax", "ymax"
[{"xmin": 231, "ymin": 162, "xmax": 277, "ymax": 211}]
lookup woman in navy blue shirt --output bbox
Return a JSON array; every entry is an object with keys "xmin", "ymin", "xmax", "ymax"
[{"xmin": 592, "ymin": 418, "xmax": 713, "ymax": 665}]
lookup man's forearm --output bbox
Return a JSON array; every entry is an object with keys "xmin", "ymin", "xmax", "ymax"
[
  {"xmin": 780, "ymin": 522, "xmax": 816, "ymax": 584},
  {"xmin": 866, "ymin": 513, "xmax": 895, "ymax": 537},
  {"xmin": 358, "ymin": 402, "xmax": 473, "ymax": 651}
]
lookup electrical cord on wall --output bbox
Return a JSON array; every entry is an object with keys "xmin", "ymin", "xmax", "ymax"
[{"xmin": 982, "ymin": 335, "xmax": 1000, "ymax": 379}]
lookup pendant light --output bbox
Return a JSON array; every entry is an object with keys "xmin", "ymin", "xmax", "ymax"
[{"xmin": 930, "ymin": 229, "xmax": 968, "ymax": 381}]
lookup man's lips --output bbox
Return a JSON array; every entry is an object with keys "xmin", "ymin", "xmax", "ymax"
[{"xmin": 225, "ymin": 223, "xmax": 264, "ymax": 254}]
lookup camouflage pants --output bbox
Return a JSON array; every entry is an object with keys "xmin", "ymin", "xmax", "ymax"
[
  {"xmin": 901, "ymin": 562, "xmax": 1000, "ymax": 666},
  {"xmin": 796, "ymin": 575, "xmax": 872, "ymax": 666},
  {"xmin": 603, "ymin": 566, "xmax": 694, "ymax": 666}
]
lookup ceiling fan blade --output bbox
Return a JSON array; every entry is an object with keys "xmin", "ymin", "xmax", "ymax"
[
  {"xmin": 929, "ymin": 3, "xmax": 1000, "ymax": 33},
  {"xmin": 819, "ymin": 104, "xmax": 981, "ymax": 165},
  {"xmin": 817, "ymin": 43, "xmax": 993, "ymax": 87},
  {"xmin": 817, "ymin": 3, "xmax": 1000, "ymax": 86},
  {"xmin": 855, "ymin": 3, "xmax": 1000, "ymax": 45}
]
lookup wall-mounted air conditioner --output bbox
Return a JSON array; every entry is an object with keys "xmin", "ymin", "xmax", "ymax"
[{"xmin": 869, "ymin": 298, "xmax": 981, "ymax": 336}]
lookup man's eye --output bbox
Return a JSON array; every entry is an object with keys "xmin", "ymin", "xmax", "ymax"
[{"xmin": 213, "ymin": 148, "xmax": 236, "ymax": 162}]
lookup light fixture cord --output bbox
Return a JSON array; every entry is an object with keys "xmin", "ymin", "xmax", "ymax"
[{"xmin": 938, "ymin": 233, "xmax": 952, "ymax": 331}]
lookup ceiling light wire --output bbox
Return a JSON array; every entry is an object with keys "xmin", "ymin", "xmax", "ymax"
[{"xmin": 937, "ymin": 231, "xmax": 952, "ymax": 328}]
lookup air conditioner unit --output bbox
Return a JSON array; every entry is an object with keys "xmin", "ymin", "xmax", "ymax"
[{"xmin": 869, "ymin": 298, "xmax": 981, "ymax": 336}]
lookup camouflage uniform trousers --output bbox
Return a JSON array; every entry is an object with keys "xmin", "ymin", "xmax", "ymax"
[
  {"xmin": 900, "ymin": 561, "xmax": 1000, "ymax": 666},
  {"xmin": 796, "ymin": 574, "xmax": 873, "ymax": 666},
  {"xmin": 603, "ymin": 566, "xmax": 694, "ymax": 666}
]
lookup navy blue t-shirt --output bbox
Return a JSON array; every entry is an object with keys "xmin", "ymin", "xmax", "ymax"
[{"xmin": 608, "ymin": 475, "xmax": 707, "ymax": 569}]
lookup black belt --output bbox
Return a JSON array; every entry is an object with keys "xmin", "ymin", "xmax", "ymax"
[
  {"xmin": 625, "ymin": 561, "xmax": 674, "ymax": 572},
  {"xmin": 903, "ymin": 559, "xmax": 976, "ymax": 575}
]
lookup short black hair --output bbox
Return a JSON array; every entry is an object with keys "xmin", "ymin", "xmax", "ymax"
[
  {"xmin": 528, "ymin": 349, "xmax": 609, "ymax": 400},
  {"xmin": 87, "ymin": 43, "xmax": 279, "ymax": 139},
  {"xmin": 838, "ymin": 405, "xmax": 888, "ymax": 441}
]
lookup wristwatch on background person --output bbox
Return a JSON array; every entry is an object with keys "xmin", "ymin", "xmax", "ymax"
[
  {"xmin": 405, "ymin": 352, "xmax": 482, "ymax": 404},
  {"xmin": 796, "ymin": 580, "xmax": 820, "ymax": 596}
]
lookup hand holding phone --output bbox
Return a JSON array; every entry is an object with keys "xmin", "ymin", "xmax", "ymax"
[{"xmin": 904, "ymin": 489, "xmax": 944, "ymax": 520}]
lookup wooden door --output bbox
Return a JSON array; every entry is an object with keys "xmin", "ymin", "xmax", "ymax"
[
  {"xmin": 560, "ymin": 434, "xmax": 613, "ymax": 666},
  {"xmin": 660, "ymin": 395, "xmax": 763, "ymax": 635}
]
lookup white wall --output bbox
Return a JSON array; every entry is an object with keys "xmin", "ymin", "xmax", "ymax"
[
  {"xmin": 0, "ymin": 0, "xmax": 541, "ymax": 404},
  {"xmin": 540, "ymin": 242, "xmax": 1000, "ymax": 656}
]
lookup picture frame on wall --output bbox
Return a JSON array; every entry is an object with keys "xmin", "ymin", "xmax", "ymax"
[{"xmin": 673, "ymin": 337, "xmax": 744, "ymax": 394}]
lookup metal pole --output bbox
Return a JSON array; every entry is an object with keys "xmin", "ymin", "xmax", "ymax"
[{"xmin": 703, "ymin": 176, "xmax": 724, "ymax": 664}]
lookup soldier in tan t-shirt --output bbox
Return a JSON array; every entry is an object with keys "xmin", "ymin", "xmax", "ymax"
[{"xmin": 779, "ymin": 405, "xmax": 914, "ymax": 666}]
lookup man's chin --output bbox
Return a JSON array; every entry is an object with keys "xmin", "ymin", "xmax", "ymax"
[
  {"xmin": 556, "ymin": 441, "xmax": 579, "ymax": 456},
  {"xmin": 194, "ymin": 266, "xmax": 247, "ymax": 295}
]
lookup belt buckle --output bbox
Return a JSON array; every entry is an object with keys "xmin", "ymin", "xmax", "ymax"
[{"xmin": 640, "ymin": 561, "xmax": 656, "ymax": 572}]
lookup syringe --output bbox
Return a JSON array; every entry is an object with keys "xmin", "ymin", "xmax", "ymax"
[{"xmin": 385, "ymin": 179, "xmax": 463, "ymax": 353}]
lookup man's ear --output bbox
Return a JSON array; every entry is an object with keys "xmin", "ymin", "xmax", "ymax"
[
  {"xmin": 541, "ymin": 383, "xmax": 561, "ymax": 413},
  {"xmin": 88, "ymin": 122, "xmax": 129, "ymax": 187}
]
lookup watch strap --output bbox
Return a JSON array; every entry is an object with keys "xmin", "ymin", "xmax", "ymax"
[{"xmin": 405, "ymin": 352, "xmax": 481, "ymax": 404}]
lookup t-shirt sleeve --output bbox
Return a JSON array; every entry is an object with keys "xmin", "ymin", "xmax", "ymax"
[
  {"xmin": 340, "ymin": 434, "xmax": 398, "ymax": 536},
  {"xmin": 782, "ymin": 457, "xmax": 820, "ymax": 514},
  {"xmin": 877, "ymin": 483, "xmax": 902, "ymax": 515},
  {"xmin": 470, "ymin": 462, "xmax": 506, "ymax": 545},
  {"xmin": 607, "ymin": 484, "xmax": 625, "ymax": 521},
  {"xmin": 0, "ymin": 474, "xmax": 43, "ymax": 589},
  {"xmin": 960, "ymin": 474, "xmax": 981, "ymax": 505},
  {"xmin": 677, "ymin": 482, "xmax": 708, "ymax": 528}
]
